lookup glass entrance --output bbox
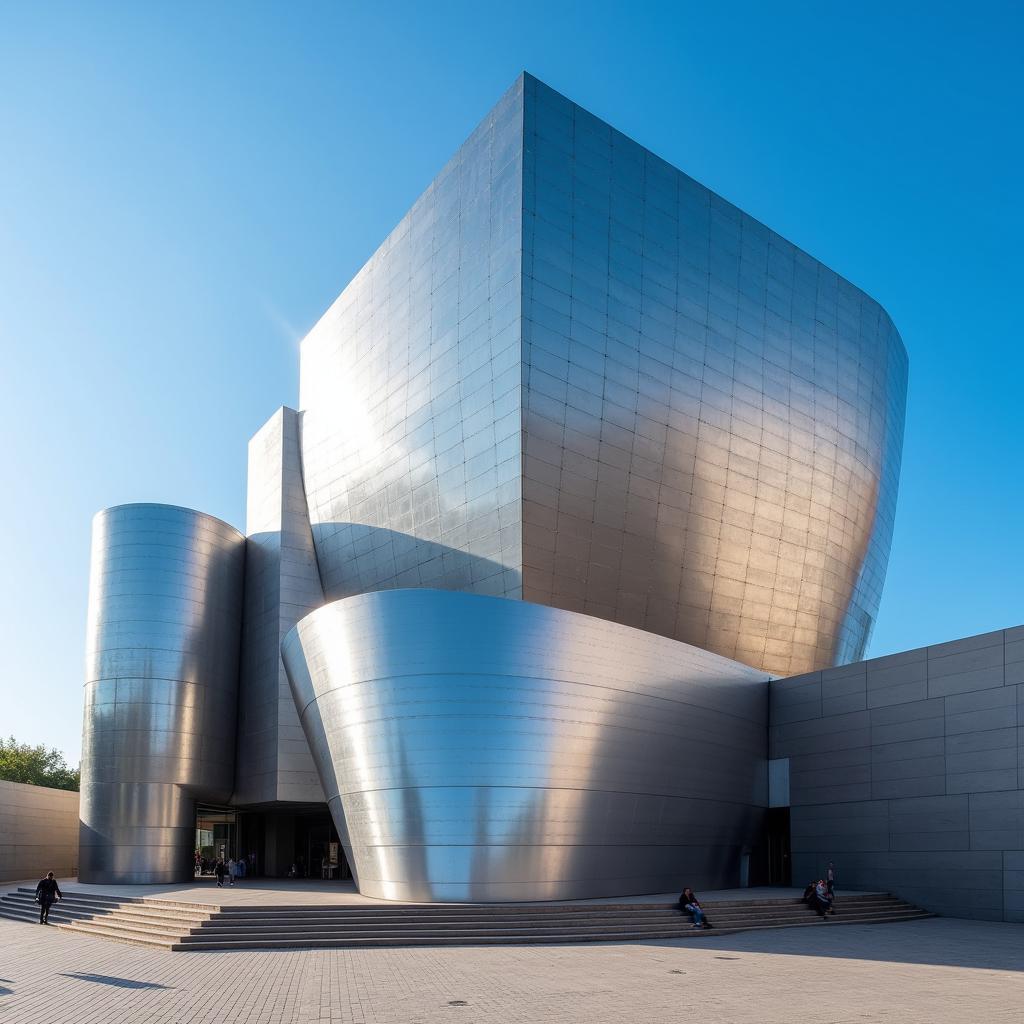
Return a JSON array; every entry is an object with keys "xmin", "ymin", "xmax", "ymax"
[
  {"xmin": 294, "ymin": 811, "xmax": 350, "ymax": 880},
  {"xmin": 195, "ymin": 806, "xmax": 237, "ymax": 876}
]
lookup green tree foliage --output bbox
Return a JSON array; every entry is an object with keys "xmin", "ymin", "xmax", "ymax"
[{"xmin": 0, "ymin": 736, "xmax": 80, "ymax": 791}]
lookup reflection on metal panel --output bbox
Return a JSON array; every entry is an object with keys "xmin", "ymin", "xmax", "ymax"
[
  {"xmin": 283, "ymin": 589, "xmax": 768, "ymax": 902},
  {"xmin": 235, "ymin": 407, "xmax": 325, "ymax": 805},
  {"xmin": 298, "ymin": 78, "xmax": 525, "ymax": 605},
  {"xmin": 79, "ymin": 504, "xmax": 245, "ymax": 883},
  {"xmin": 295, "ymin": 73, "xmax": 906, "ymax": 677},
  {"xmin": 519, "ymin": 74, "xmax": 906, "ymax": 676}
]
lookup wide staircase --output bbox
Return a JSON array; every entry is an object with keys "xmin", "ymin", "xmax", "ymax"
[
  {"xmin": 0, "ymin": 888, "xmax": 932, "ymax": 951},
  {"xmin": 0, "ymin": 888, "xmax": 213, "ymax": 948}
]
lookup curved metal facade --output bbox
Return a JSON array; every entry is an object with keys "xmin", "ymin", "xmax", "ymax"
[
  {"xmin": 298, "ymin": 78, "xmax": 525, "ymax": 605},
  {"xmin": 296, "ymin": 74, "xmax": 907, "ymax": 678},
  {"xmin": 79, "ymin": 504, "xmax": 245, "ymax": 883},
  {"xmin": 518, "ymin": 76, "xmax": 907, "ymax": 676},
  {"xmin": 282, "ymin": 589, "xmax": 767, "ymax": 902},
  {"xmin": 79, "ymin": 74, "xmax": 910, "ymax": 893}
]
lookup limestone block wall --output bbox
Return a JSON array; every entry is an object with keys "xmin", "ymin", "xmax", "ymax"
[
  {"xmin": 770, "ymin": 625, "xmax": 1024, "ymax": 921},
  {"xmin": 0, "ymin": 780, "xmax": 79, "ymax": 882}
]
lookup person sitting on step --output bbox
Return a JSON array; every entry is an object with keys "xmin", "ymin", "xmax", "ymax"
[
  {"xmin": 812, "ymin": 879, "xmax": 834, "ymax": 917},
  {"xmin": 678, "ymin": 887, "xmax": 712, "ymax": 929}
]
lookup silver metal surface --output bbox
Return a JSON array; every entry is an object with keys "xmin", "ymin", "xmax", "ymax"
[
  {"xmin": 298, "ymin": 76, "xmax": 525, "ymax": 605},
  {"xmin": 519, "ymin": 75, "xmax": 907, "ymax": 675},
  {"xmin": 234, "ymin": 407, "xmax": 325, "ymax": 805},
  {"xmin": 296, "ymin": 72, "xmax": 907, "ymax": 677},
  {"xmin": 283, "ymin": 588, "xmax": 768, "ymax": 902},
  {"xmin": 79, "ymin": 504, "xmax": 245, "ymax": 883},
  {"xmin": 78, "ymin": 73, "xmax": 911, "ymax": 890}
]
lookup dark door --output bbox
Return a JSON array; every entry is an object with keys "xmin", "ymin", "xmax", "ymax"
[
  {"xmin": 295, "ymin": 809, "xmax": 351, "ymax": 880},
  {"xmin": 766, "ymin": 807, "xmax": 791, "ymax": 886}
]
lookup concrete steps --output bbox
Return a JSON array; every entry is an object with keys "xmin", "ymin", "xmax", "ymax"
[
  {"xmin": 0, "ymin": 888, "xmax": 212, "ymax": 948},
  {"xmin": 0, "ymin": 888, "xmax": 932, "ymax": 951}
]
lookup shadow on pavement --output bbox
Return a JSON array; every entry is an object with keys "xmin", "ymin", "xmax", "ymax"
[
  {"xmin": 641, "ymin": 918, "xmax": 1024, "ymax": 973},
  {"xmin": 59, "ymin": 972, "xmax": 172, "ymax": 990}
]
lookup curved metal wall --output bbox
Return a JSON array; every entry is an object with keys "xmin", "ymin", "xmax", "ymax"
[
  {"xmin": 519, "ymin": 78, "xmax": 908, "ymax": 677},
  {"xmin": 282, "ymin": 589, "xmax": 768, "ymax": 902},
  {"xmin": 295, "ymin": 74, "xmax": 907, "ymax": 679},
  {"xmin": 79, "ymin": 504, "xmax": 245, "ymax": 883}
]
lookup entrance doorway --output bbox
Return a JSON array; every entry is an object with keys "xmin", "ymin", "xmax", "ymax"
[
  {"xmin": 295, "ymin": 810, "xmax": 349, "ymax": 880},
  {"xmin": 228, "ymin": 806, "xmax": 351, "ymax": 880},
  {"xmin": 195, "ymin": 806, "xmax": 237, "ymax": 876},
  {"xmin": 766, "ymin": 807, "xmax": 791, "ymax": 886}
]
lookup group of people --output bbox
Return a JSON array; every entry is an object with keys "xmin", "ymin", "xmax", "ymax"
[
  {"xmin": 679, "ymin": 862, "xmax": 838, "ymax": 930},
  {"xmin": 802, "ymin": 862, "xmax": 837, "ymax": 917},
  {"xmin": 213, "ymin": 857, "xmax": 249, "ymax": 887},
  {"xmin": 195, "ymin": 850, "xmax": 258, "ymax": 884},
  {"xmin": 678, "ymin": 886, "xmax": 713, "ymax": 929}
]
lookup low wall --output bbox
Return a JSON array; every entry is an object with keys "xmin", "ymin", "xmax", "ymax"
[
  {"xmin": 0, "ymin": 780, "xmax": 79, "ymax": 882},
  {"xmin": 770, "ymin": 625, "xmax": 1023, "ymax": 921}
]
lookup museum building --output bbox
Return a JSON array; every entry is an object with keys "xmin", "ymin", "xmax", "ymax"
[{"xmin": 79, "ymin": 75, "xmax": 1024, "ymax": 921}]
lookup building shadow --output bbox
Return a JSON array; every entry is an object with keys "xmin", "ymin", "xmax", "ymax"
[
  {"xmin": 639, "ymin": 918, "xmax": 1024, "ymax": 973},
  {"xmin": 308, "ymin": 523, "xmax": 521, "ymax": 601}
]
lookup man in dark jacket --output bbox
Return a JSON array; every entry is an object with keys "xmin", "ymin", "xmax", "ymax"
[{"xmin": 34, "ymin": 872, "xmax": 62, "ymax": 924}]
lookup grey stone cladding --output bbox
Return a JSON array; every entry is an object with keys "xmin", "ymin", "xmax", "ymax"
[{"xmin": 770, "ymin": 624, "xmax": 1024, "ymax": 921}]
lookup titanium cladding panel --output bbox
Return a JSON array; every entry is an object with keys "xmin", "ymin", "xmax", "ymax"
[
  {"xmin": 296, "ymin": 73, "xmax": 907, "ymax": 677},
  {"xmin": 79, "ymin": 504, "xmax": 245, "ymax": 884},
  {"xmin": 298, "ymin": 78, "xmax": 525, "ymax": 604},
  {"xmin": 235, "ymin": 407, "xmax": 325, "ymax": 805},
  {"xmin": 519, "ymin": 75, "xmax": 907, "ymax": 676},
  {"xmin": 283, "ymin": 589, "xmax": 768, "ymax": 902}
]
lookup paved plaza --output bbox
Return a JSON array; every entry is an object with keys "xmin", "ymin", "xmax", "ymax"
[{"xmin": 0, "ymin": 916, "xmax": 1020, "ymax": 1023}]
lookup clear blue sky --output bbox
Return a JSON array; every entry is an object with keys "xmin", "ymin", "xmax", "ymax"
[{"xmin": 2, "ymin": 2, "xmax": 1021, "ymax": 762}]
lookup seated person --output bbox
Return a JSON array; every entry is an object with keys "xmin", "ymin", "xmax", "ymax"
[
  {"xmin": 678, "ymin": 887, "xmax": 712, "ymax": 928},
  {"xmin": 812, "ymin": 879, "xmax": 834, "ymax": 917}
]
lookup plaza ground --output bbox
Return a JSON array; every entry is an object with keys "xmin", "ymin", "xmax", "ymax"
[{"xmin": 0, "ymin": 916, "xmax": 1020, "ymax": 1023}]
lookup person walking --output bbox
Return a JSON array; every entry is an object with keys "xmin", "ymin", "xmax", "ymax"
[
  {"xmin": 826, "ymin": 861, "xmax": 836, "ymax": 899},
  {"xmin": 215, "ymin": 859, "xmax": 227, "ymax": 888},
  {"xmin": 34, "ymin": 872, "xmax": 62, "ymax": 925}
]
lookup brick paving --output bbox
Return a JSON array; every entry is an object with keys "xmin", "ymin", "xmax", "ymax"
[{"xmin": 0, "ymin": 916, "xmax": 1020, "ymax": 1023}]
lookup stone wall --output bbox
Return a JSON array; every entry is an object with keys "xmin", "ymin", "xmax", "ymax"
[
  {"xmin": 0, "ymin": 780, "xmax": 79, "ymax": 882},
  {"xmin": 770, "ymin": 626, "xmax": 1023, "ymax": 921}
]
